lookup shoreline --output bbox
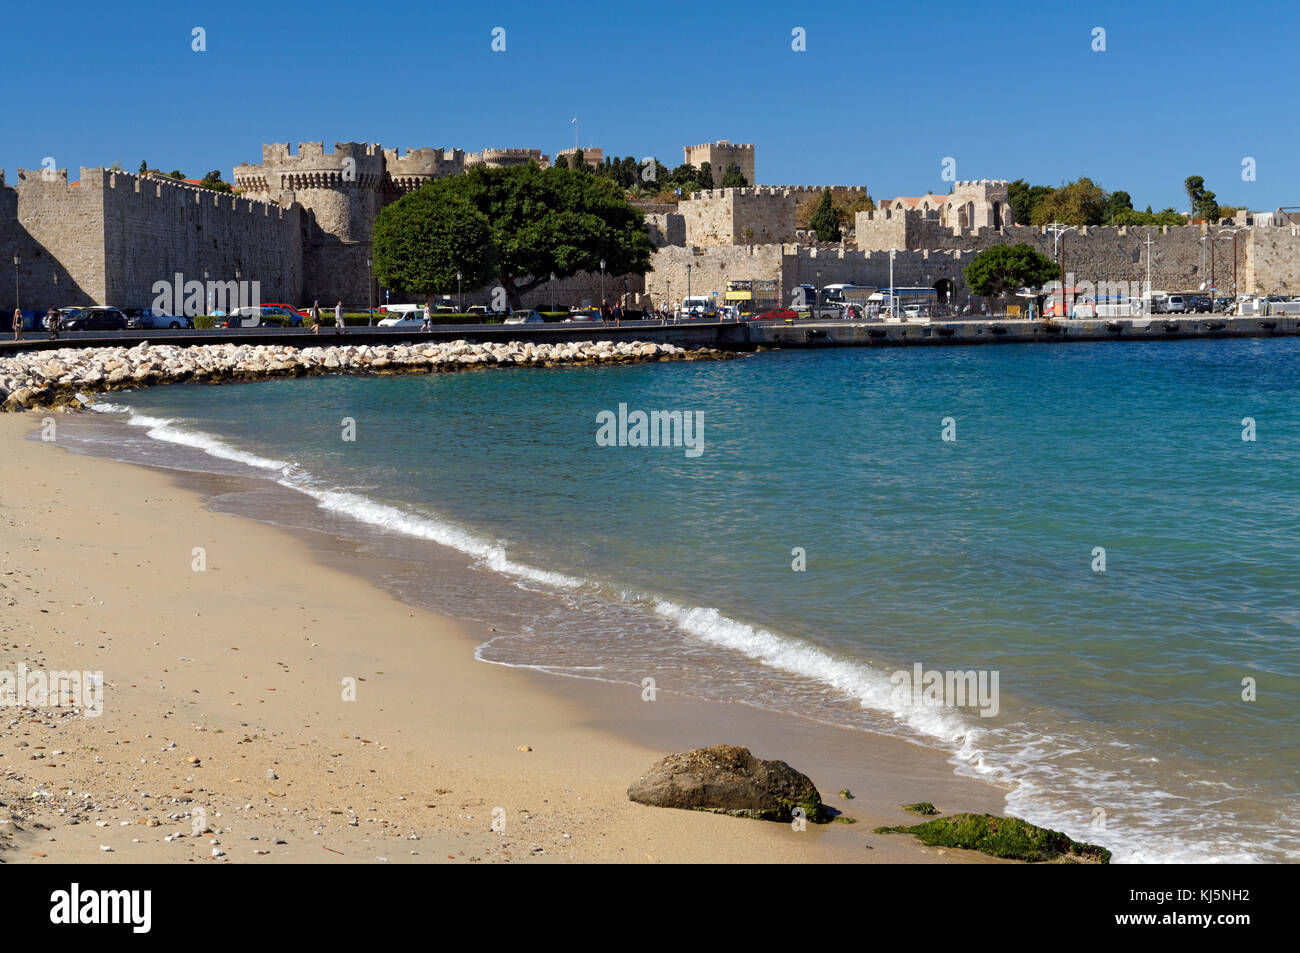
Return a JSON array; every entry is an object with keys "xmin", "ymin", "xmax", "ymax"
[{"xmin": 0, "ymin": 412, "xmax": 1017, "ymax": 864}]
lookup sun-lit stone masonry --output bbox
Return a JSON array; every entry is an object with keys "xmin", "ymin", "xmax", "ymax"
[
  {"xmin": 2, "ymin": 166, "xmax": 303, "ymax": 310},
  {"xmin": 464, "ymin": 148, "xmax": 550, "ymax": 169},
  {"xmin": 673, "ymin": 185, "xmax": 870, "ymax": 248},
  {"xmin": 684, "ymin": 140, "xmax": 755, "ymax": 187},
  {"xmin": 645, "ymin": 244, "xmax": 977, "ymax": 310}
]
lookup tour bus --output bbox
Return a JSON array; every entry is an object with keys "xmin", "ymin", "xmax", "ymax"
[
  {"xmin": 820, "ymin": 284, "xmax": 860, "ymax": 305},
  {"xmin": 870, "ymin": 287, "xmax": 939, "ymax": 322}
]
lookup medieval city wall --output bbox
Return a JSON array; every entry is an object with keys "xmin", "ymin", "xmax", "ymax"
[
  {"xmin": 678, "ymin": 186, "xmax": 869, "ymax": 248},
  {"xmin": 1244, "ymin": 227, "xmax": 1300, "ymax": 295},
  {"xmin": 12, "ymin": 168, "xmax": 108, "ymax": 306},
  {"xmin": 94, "ymin": 169, "xmax": 304, "ymax": 308}
]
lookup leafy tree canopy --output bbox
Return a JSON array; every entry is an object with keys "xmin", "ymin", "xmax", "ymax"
[
  {"xmin": 1030, "ymin": 177, "xmax": 1109, "ymax": 226},
  {"xmin": 808, "ymin": 188, "xmax": 842, "ymax": 242},
  {"xmin": 374, "ymin": 163, "xmax": 653, "ymax": 308},
  {"xmin": 1007, "ymin": 179, "xmax": 1053, "ymax": 227},
  {"xmin": 719, "ymin": 162, "xmax": 748, "ymax": 188},
  {"xmin": 964, "ymin": 243, "xmax": 1058, "ymax": 300}
]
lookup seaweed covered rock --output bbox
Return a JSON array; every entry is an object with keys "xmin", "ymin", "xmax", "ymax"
[
  {"xmin": 874, "ymin": 812, "xmax": 1111, "ymax": 863},
  {"xmin": 628, "ymin": 744, "xmax": 826, "ymax": 822}
]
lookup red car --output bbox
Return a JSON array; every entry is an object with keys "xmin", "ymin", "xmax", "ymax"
[
  {"xmin": 263, "ymin": 302, "xmax": 311, "ymax": 317},
  {"xmin": 755, "ymin": 308, "xmax": 798, "ymax": 321}
]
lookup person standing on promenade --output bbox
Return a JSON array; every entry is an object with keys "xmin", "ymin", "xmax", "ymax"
[
  {"xmin": 47, "ymin": 307, "xmax": 59, "ymax": 340},
  {"xmin": 310, "ymin": 300, "xmax": 321, "ymax": 335},
  {"xmin": 334, "ymin": 300, "xmax": 344, "ymax": 334},
  {"xmin": 11, "ymin": 308, "xmax": 22, "ymax": 341},
  {"xmin": 613, "ymin": 302, "xmax": 623, "ymax": 327},
  {"xmin": 421, "ymin": 302, "xmax": 432, "ymax": 331}
]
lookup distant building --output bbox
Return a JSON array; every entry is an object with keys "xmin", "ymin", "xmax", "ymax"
[
  {"xmin": 556, "ymin": 147, "xmax": 602, "ymax": 170},
  {"xmin": 464, "ymin": 148, "xmax": 549, "ymax": 170},
  {"xmin": 684, "ymin": 140, "xmax": 754, "ymax": 187}
]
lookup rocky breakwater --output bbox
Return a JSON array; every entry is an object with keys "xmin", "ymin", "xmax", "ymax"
[{"xmin": 0, "ymin": 339, "xmax": 725, "ymax": 412}]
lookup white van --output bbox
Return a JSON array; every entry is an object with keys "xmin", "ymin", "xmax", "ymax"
[{"xmin": 680, "ymin": 296, "xmax": 716, "ymax": 318}]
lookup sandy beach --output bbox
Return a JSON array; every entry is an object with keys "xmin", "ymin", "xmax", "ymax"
[{"xmin": 0, "ymin": 411, "xmax": 1013, "ymax": 864}]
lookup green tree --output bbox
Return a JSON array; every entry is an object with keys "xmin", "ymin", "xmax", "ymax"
[
  {"xmin": 696, "ymin": 161, "xmax": 714, "ymax": 190},
  {"xmin": 1030, "ymin": 177, "xmax": 1109, "ymax": 226},
  {"xmin": 1103, "ymin": 190, "xmax": 1133, "ymax": 224},
  {"xmin": 1007, "ymin": 179, "xmax": 1053, "ymax": 227},
  {"xmin": 139, "ymin": 159, "xmax": 148, "ymax": 174},
  {"xmin": 200, "ymin": 169, "xmax": 232, "ymax": 193},
  {"xmin": 964, "ymin": 243, "xmax": 1058, "ymax": 304},
  {"xmin": 720, "ymin": 162, "xmax": 748, "ymax": 188},
  {"xmin": 808, "ymin": 188, "xmax": 842, "ymax": 242},
  {"xmin": 1196, "ymin": 190, "xmax": 1220, "ymax": 222},
  {"xmin": 1184, "ymin": 176, "xmax": 1205, "ymax": 219},
  {"xmin": 166, "ymin": 169, "xmax": 185, "ymax": 180},
  {"xmin": 376, "ymin": 164, "xmax": 653, "ymax": 310},
  {"xmin": 373, "ymin": 182, "xmax": 496, "ymax": 303},
  {"xmin": 553, "ymin": 154, "xmax": 569, "ymax": 170}
]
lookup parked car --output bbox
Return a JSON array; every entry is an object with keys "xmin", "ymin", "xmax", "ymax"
[
  {"xmin": 378, "ymin": 313, "xmax": 425, "ymax": 329},
  {"xmin": 262, "ymin": 302, "xmax": 310, "ymax": 319},
  {"xmin": 466, "ymin": 305, "xmax": 490, "ymax": 317},
  {"xmin": 62, "ymin": 307, "xmax": 127, "ymax": 331},
  {"xmin": 503, "ymin": 310, "xmax": 544, "ymax": 324},
  {"xmin": 755, "ymin": 308, "xmax": 798, "ymax": 321},
  {"xmin": 561, "ymin": 310, "xmax": 600, "ymax": 322},
  {"xmin": 1165, "ymin": 295, "xmax": 1188, "ymax": 313},
  {"xmin": 123, "ymin": 308, "xmax": 194, "ymax": 329},
  {"xmin": 223, "ymin": 308, "xmax": 282, "ymax": 328},
  {"xmin": 1188, "ymin": 296, "xmax": 1213, "ymax": 313},
  {"xmin": 223, "ymin": 306, "xmax": 299, "ymax": 328}
]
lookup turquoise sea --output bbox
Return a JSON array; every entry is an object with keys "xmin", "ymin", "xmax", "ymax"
[{"xmin": 64, "ymin": 338, "xmax": 1300, "ymax": 863}]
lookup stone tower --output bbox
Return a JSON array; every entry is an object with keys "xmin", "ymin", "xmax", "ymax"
[
  {"xmin": 683, "ymin": 140, "xmax": 756, "ymax": 187},
  {"xmin": 234, "ymin": 141, "xmax": 386, "ymax": 305},
  {"xmin": 946, "ymin": 179, "xmax": 1013, "ymax": 230}
]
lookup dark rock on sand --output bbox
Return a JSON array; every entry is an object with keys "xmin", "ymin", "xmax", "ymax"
[{"xmin": 627, "ymin": 744, "xmax": 826, "ymax": 822}]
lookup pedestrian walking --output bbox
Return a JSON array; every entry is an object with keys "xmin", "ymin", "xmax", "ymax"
[
  {"xmin": 310, "ymin": 300, "xmax": 321, "ymax": 335},
  {"xmin": 334, "ymin": 300, "xmax": 344, "ymax": 334},
  {"xmin": 47, "ymin": 307, "xmax": 59, "ymax": 340},
  {"xmin": 421, "ymin": 303, "xmax": 432, "ymax": 331},
  {"xmin": 11, "ymin": 308, "xmax": 22, "ymax": 341},
  {"xmin": 613, "ymin": 302, "xmax": 622, "ymax": 327}
]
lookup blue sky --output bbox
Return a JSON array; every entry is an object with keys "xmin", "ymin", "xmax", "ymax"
[{"xmin": 2, "ymin": 0, "xmax": 1294, "ymax": 212}]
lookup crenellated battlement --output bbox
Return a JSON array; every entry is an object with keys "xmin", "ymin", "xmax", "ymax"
[
  {"xmin": 684, "ymin": 140, "xmax": 754, "ymax": 152},
  {"xmin": 687, "ymin": 185, "xmax": 868, "ymax": 201}
]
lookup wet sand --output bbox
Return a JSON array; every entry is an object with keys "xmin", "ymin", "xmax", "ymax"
[{"xmin": 0, "ymin": 412, "xmax": 1012, "ymax": 864}]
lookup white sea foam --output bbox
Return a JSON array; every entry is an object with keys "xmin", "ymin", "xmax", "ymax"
[
  {"xmin": 652, "ymin": 600, "xmax": 984, "ymax": 747},
  {"xmin": 88, "ymin": 402, "xmax": 583, "ymax": 591}
]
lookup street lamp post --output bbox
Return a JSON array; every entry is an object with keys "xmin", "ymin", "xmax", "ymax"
[
  {"xmin": 1141, "ymin": 230, "xmax": 1155, "ymax": 313},
  {"xmin": 1046, "ymin": 223, "xmax": 1076, "ymax": 317},
  {"xmin": 815, "ymin": 269, "xmax": 821, "ymax": 318},
  {"xmin": 888, "ymin": 249, "xmax": 896, "ymax": 320},
  {"xmin": 456, "ymin": 271, "xmax": 462, "ymax": 314},
  {"xmin": 12, "ymin": 255, "xmax": 19, "ymax": 311},
  {"xmin": 665, "ymin": 280, "xmax": 670, "ymax": 324},
  {"xmin": 366, "ymin": 257, "xmax": 373, "ymax": 325},
  {"xmin": 600, "ymin": 258, "xmax": 606, "ymax": 307},
  {"xmin": 686, "ymin": 263, "xmax": 691, "ymax": 301},
  {"xmin": 550, "ymin": 272, "xmax": 556, "ymax": 314},
  {"xmin": 204, "ymin": 270, "xmax": 211, "ymax": 315}
]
